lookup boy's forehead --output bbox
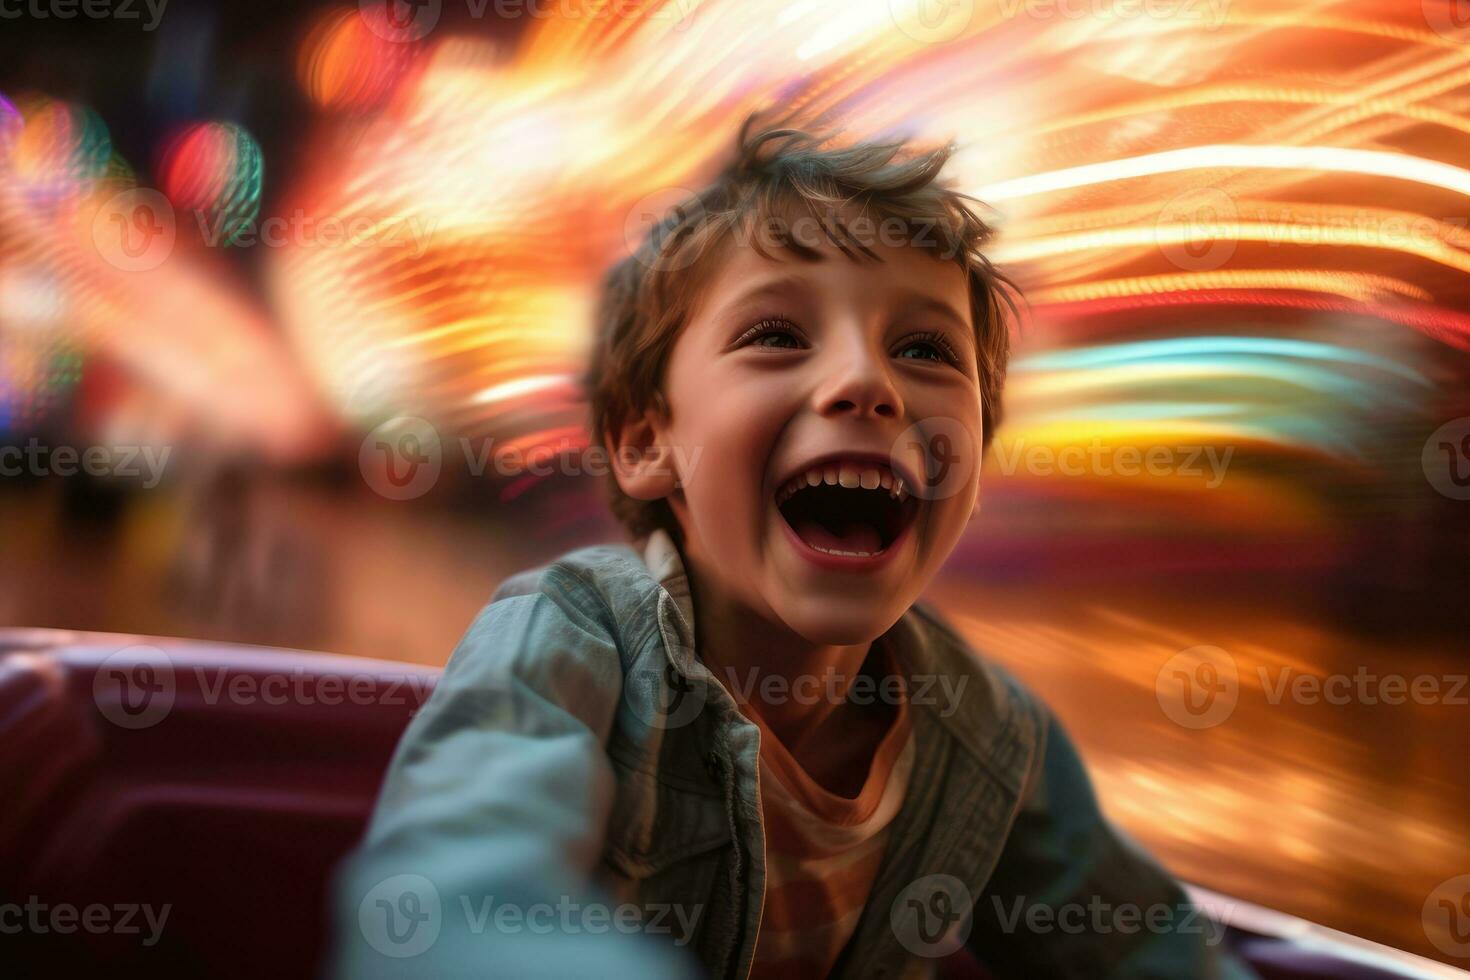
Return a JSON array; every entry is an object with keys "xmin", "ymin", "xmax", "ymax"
[{"xmin": 699, "ymin": 229, "xmax": 971, "ymax": 323}]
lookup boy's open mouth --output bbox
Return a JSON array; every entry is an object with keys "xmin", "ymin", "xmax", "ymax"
[{"xmin": 773, "ymin": 456, "xmax": 920, "ymax": 559}]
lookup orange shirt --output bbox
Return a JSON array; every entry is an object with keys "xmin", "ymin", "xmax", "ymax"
[{"xmin": 741, "ymin": 647, "xmax": 915, "ymax": 979}]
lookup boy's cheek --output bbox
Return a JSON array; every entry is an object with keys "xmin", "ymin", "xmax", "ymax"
[{"xmin": 921, "ymin": 486, "xmax": 980, "ymax": 560}]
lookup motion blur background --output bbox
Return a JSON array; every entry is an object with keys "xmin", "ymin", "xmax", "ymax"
[{"xmin": 2, "ymin": 0, "xmax": 1468, "ymax": 966}]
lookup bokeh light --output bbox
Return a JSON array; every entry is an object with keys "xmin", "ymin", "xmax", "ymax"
[
  {"xmin": 159, "ymin": 121, "xmax": 264, "ymax": 248},
  {"xmin": 7, "ymin": 97, "xmax": 112, "ymax": 209},
  {"xmin": 299, "ymin": 6, "xmax": 422, "ymax": 112}
]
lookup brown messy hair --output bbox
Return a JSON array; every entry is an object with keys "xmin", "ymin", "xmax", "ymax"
[{"xmin": 584, "ymin": 113, "xmax": 1020, "ymax": 544}]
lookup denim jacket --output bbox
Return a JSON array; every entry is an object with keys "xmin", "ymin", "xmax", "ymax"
[{"xmin": 331, "ymin": 533, "xmax": 1250, "ymax": 979}]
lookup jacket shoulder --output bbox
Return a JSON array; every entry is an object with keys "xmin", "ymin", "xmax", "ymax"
[
  {"xmin": 488, "ymin": 542, "xmax": 667, "ymax": 648},
  {"xmin": 903, "ymin": 600, "xmax": 1050, "ymax": 789}
]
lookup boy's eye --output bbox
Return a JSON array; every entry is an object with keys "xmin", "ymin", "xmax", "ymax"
[
  {"xmin": 753, "ymin": 331, "xmax": 801, "ymax": 350},
  {"xmin": 738, "ymin": 318, "xmax": 804, "ymax": 349},
  {"xmin": 895, "ymin": 332, "xmax": 960, "ymax": 365},
  {"xmin": 896, "ymin": 342, "xmax": 944, "ymax": 362}
]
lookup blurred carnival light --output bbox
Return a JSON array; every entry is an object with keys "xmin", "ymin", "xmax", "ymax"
[
  {"xmin": 298, "ymin": 5, "xmax": 423, "ymax": 112},
  {"xmin": 253, "ymin": 0, "xmax": 1470, "ymax": 506},
  {"xmin": 0, "ymin": 95, "xmax": 331, "ymax": 456},
  {"xmin": 4, "ymin": 0, "xmax": 1469, "ymax": 488},
  {"xmin": 158, "ymin": 121, "xmax": 264, "ymax": 248},
  {"xmin": 5, "ymin": 96, "xmax": 112, "ymax": 210}
]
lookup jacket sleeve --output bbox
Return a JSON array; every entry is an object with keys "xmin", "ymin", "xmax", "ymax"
[
  {"xmin": 328, "ymin": 571, "xmax": 699, "ymax": 979},
  {"xmin": 966, "ymin": 698, "xmax": 1257, "ymax": 979}
]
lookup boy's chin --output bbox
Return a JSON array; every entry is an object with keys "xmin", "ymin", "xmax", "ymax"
[{"xmin": 773, "ymin": 599, "xmax": 907, "ymax": 648}]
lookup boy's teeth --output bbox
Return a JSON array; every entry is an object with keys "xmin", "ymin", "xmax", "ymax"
[
  {"xmin": 808, "ymin": 544, "xmax": 880, "ymax": 557},
  {"xmin": 772, "ymin": 460, "xmax": 912, "ymax": 504}
]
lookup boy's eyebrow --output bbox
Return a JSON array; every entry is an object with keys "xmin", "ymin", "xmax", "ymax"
[
  {"xmin": 717, "ymin": 278, "xmax": 972, "ymax": 337},
  {"xmin": 895, "ymin": 291, "xmax": 973, "ymax": 336},
  {"xmin": 721, "ymin": 275, "xmax": 810, "ymax": 313}
]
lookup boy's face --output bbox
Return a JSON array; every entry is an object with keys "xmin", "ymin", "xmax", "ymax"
[{"xmin": 643, "ymin": 232, "xmax": 985, "ymax": 646}]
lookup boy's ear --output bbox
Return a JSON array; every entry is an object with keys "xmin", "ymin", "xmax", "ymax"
[{"xmin": 607, "ymin": 407, "xmax": 679, "ymax": 502}]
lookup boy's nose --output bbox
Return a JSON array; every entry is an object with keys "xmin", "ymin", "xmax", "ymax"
[{"xmin": 813, "ymin": 348, "xmax": 903, "ymax": 421}]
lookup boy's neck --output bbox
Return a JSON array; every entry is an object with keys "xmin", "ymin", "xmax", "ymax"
[{"xmin": 681, "ymin": 555, "xmax": 879, "ymax": 752}]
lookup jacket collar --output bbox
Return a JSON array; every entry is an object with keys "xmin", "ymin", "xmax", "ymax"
[
  {"xmin": 630, "ymin": 529, "xmax": 1029, "ymax": 790},
  {"xmin": 553, "ymin": 536, "xmax": 1043, "ymax": 978},
  {"xmin": 637, "ymin": 528, "xmax": 696, "ymax": 642}
]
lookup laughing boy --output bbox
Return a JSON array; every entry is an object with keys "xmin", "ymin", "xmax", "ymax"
[{"xmin": 333, "ymin": 116, "xmax": 1250, "ymax": 979}]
